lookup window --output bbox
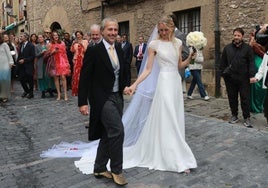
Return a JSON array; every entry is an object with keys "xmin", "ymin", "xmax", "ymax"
[
  {"xmin": 119, "ymin": 21, "xmax": 129, "ymax": 37},
  {"xmin": 174, "ymin": 8, "xmax": 200, "ymax": 34}
]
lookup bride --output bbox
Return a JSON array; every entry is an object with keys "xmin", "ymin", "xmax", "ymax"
[
  {"xmin": 122, "ymin": 15, "xmax": 197, "ymax": 173},
  {"xmin": 41, "ymin": 15, "xmax": 197, "ymax": 175}
]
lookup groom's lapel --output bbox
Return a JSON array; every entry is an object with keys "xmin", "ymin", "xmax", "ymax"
[{"xmin": 98, "ymin": 42, "xmax": 114, "ymax": 73}]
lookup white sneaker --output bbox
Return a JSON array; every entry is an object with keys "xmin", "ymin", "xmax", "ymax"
[
  {"xmin": 187, "ymin": 95, "xmax": 193, "ymax": 99},
  {"xmin": 203, "ymin": 96, "xmax": 210, "ymax": 101}
]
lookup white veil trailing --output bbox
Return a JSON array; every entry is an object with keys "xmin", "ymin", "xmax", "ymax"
[
  {"xmin": 40, "ymin": 26, "xmax": 159, "ymax": 160},
  {"xmin": 122, "ymin": 26, "xmax": 159, "ymax": 146}
]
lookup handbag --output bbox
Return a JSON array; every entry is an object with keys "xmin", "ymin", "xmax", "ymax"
[
  {"xmin": 185, "ymin": 67, "xmax": 191, "ymax": 78},
  {"xmin": 46, "ymin": 55, "xmax": 56, "ymax": 77}
]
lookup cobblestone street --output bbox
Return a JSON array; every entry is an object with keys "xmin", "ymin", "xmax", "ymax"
[{"xmin": 1, "ymin": 81, "xmax": 268, "ymax": 188}]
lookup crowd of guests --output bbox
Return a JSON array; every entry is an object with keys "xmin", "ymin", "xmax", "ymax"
[
  {"xmin": 1, "ymin": 23, "xmax": 267, "ymax": 128},
  {"xmin": 0, "ymin": 24, "xmax": 148, "ymax": 103}
]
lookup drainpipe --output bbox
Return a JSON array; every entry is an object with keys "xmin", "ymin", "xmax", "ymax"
[
  {"xmin": 214, "ymin": 0, "xmax": 221, "ymax": 97},
  {"xmin": 101, "ymin": 1, "xmax": 106, "ymax": 20},
  {"xmin": 24, "ymin": 0, "xmax": 29, "ymax": 33}
]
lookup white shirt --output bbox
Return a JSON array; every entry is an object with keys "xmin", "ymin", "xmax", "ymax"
[{"xmin": 255, "ymin": 53, "xmax": 268, "ymax": 89}]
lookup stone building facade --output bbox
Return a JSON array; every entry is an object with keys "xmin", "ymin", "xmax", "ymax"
[{"xmin": 23, "ymin": 0, "xmax": 268, "ymax": 97}]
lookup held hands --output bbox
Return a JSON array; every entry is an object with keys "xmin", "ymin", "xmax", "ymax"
[{"xmin": 124, "ymin": 84, "xmax": 137, "ymax": 96}]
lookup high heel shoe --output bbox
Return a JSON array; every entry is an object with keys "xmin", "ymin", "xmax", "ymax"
[
  {"xmin": 56, "ymin": 95, "xmax": 61, "ymax": 101},
  {"xmin": 184, "ymin": 169, "xmax": 190, "ymax": 175},
  {"xmin": 64, "ymin": 94, "xmax": 68, "ymax": 101}
]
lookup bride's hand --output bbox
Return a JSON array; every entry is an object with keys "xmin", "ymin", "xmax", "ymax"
[
  {"xmin": 124, "ymin": 87, "xmax": 130, "ymax": 95},
  {"xmin": 124, "ymin": 87, "xmax": 133, "ymax": 95},
  {"xmin": 124, "ymin": 85, "xmax": 137, "ymax": 96},
  {"xmin": 128, "ymin": 84, "xmax": 137, "ymax": 96}
]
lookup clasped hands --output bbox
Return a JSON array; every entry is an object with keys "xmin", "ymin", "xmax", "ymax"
[{"xmin": 124, "ymin": 84, "xmax": 137, "ymax": 96}]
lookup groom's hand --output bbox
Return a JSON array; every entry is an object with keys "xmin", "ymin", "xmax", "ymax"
[{"xmin": 79, "ymin": 105, "xmax": 89, "ymax": 115}]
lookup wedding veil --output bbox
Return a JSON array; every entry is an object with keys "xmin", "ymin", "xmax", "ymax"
[{"xmin": 122, "ymin": 26, "xmax": 159, "ymax": 146}]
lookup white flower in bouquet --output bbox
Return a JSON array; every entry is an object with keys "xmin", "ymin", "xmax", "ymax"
[{"xmin": 186, "ymin": 31, "xmax": 207, "ymax": 50}]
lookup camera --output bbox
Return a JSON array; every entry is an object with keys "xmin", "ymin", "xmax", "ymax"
[{"xmin": 255, "ymin": 25, "xmax": 268, "ymax": 46}]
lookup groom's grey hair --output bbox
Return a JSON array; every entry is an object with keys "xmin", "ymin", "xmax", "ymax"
[{"xmin": 101, "ymin": 18, "xmax": 119, "ymax": 31}]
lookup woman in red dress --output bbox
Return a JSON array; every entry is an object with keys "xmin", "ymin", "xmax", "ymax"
[
  {"xmin": 70, "ymin": 30, "xmax": 88, "ymax": 96},
  {"xmin": 47, "ymin": 31, "xmax": 70, "ymax": 101}
]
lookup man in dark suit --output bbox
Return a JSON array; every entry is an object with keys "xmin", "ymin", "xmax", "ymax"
[
  {"xmin": 121, "ymin": 33, "xmax": 133, "ymax": 86},
  {"xmin": 133, "ymin": 36, "xmax": 147, "ymax": 75},
  {"xmin": 17, "ymin": 32, "xmax": 36, "ymax": 99},
  {"xmin": 78, "ymin": 18, "xmax": 128, "ymax": 186}
]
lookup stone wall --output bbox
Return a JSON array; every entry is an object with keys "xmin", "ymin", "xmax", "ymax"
[
  {"xmin": 219, "ymin": 0, "xmax": 267, "ymax": 47},
  {"xmin": 26, "ymin": 0, "xmax": 268, "ymax": 97}
]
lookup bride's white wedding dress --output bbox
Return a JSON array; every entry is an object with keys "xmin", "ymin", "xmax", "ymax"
[{"xmin": 122, "ymin": 38, "xmax": 197, "ymax": 172}]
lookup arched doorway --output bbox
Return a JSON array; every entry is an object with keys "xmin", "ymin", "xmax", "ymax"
[{"xmin": 50, "ymin": 22, "xmax": 62, "ymax": 32}]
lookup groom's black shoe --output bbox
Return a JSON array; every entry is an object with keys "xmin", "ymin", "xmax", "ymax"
[
  {"xmin": 111, "ymin": 173, "xmax": 128, "ymax": 186},
  {"xmin": 27, "ymin": 93, "xmax": 34, "ymax": 99},
  {"xmin": 94, "ymin": 171, "xmax": 112, "ymax": 179},
  {"xmin": 21, "ymin": 92, "xmax": 28, "ymax": 98}
]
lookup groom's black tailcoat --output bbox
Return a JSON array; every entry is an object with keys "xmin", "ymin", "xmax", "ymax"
[{"xmin": 78, "ymin": 40, "xmax": 126, "ymax": 141}]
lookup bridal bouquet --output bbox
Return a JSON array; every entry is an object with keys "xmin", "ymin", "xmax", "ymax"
[{"xmin": 186, "ymin": 31, "xmax": 207, "ymax": 51}]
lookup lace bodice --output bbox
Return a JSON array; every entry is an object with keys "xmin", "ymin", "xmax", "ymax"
[{"xmin": 149, "ymin": 38, "xmax": 182, "ymax": 72}]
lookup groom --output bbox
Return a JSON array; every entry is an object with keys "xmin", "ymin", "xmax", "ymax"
[{"xmin": 78, "ymin": 17, "xmax": 128, "ymax": 186}]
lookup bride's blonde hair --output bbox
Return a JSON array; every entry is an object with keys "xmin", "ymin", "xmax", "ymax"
[{"xmin": 157, "ymin": 15, "xmax": 175, "ymax": 41}]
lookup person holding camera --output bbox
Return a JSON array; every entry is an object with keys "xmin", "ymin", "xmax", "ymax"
[
  {"xmin": 220, "ymin": 27, "xmax": 256, "ymax": 128},
  {"xmin": 249, "ymin": 27, "xmax": 267, "ymax": 113}
]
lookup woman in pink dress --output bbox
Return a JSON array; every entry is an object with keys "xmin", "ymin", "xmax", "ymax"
[
  {"xmin": 47, "ymin": 31, "xmax": 70, "ymax": 101},
  {"xmin": 70, "ymin": 30, "xmax": 88, "ymax": 96}
]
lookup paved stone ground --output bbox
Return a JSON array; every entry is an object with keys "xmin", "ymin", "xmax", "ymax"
[{"xmin": 0, "ymin": 81, "xmax": 268, "ymax": 188}]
